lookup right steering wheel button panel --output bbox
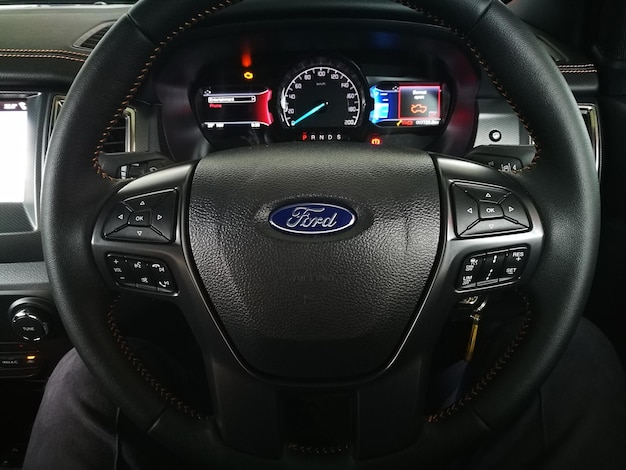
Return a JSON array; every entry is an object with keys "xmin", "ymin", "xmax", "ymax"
[
  {"xmin": 457, "ymin": 247, "xmax": 529, "ymax": 290},
  {"xmin": 452, "ymin": 183, "xmax": 530, "ymax": 237}
]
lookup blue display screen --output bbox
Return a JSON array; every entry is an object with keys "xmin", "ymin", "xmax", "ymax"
[{"xmin": 369, "ymin": 83, "xmax": 441, "ymax": 127}]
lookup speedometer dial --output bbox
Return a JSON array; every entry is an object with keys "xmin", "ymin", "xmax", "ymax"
[{"xmin": 278, "ymin": 58, "xmax": 366, "ymax": 129}]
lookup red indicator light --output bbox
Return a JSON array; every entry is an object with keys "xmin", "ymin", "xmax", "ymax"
[
  {"xmin": 369, "ymin": 136, "xmax": 382, "ymax": 146},
  {"xmin": 241, "ymin": 48, "xmax": 252, "ymax": 68},
  {"xmin": 301, "ymin": 132, "xmax": 308, "ymax": 141}
]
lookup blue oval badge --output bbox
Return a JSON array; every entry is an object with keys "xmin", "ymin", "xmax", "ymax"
[{"xmin": 269, "ymin": 203, "xmax": 356, "ymax": 235}]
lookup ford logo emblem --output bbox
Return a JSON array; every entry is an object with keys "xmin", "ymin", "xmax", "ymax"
[{"xmin": 269, "ymin": 203, "xmax": 357, "ymax": 235}]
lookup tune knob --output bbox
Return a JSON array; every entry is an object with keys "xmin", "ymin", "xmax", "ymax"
[{"xmin": 9, "ymin": 298, "xmax": 53, "ymax": 342}]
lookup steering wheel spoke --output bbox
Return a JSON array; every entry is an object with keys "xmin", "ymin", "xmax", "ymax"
[
  {"xmin": 92, "ymin": 162, "xmax": 194, "ymax": 297},
  {"xmin": 433, "ymin": 154, "xmax": 543, "ymax": 296}
]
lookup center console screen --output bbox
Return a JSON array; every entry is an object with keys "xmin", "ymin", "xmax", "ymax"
[{"xmin": 0, "ymin": 100, "xmax": 28, "ymax": 203}]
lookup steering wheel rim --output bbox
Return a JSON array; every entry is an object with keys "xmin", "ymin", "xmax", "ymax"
[{"xmin": 41, "ymin": 0, "xmax": 600, "ymax": 467}]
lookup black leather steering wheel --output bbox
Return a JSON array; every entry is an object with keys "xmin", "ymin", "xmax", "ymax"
[{"xmin": 41, "ymin": 0, "xmax": 599, "ymax": 467}]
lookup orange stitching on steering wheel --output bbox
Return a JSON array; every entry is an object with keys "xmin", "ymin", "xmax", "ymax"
[{"xmin": 105, "ymin": 295, "xmax": 207, "ymax": 419}]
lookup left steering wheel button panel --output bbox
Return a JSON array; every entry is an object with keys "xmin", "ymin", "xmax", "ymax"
[{"xmin": 104, "ymin": 190, "xmax": 177, "ymax": 243}]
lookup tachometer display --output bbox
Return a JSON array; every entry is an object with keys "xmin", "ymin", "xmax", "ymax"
[{"xmin": 279, "ymin": 59, "xmax": 365, "ymax": 129}]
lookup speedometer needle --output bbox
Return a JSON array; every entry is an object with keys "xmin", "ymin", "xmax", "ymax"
[{"xmin": 291, "ymin": 102, "xmax": 328, "ymax": 126}]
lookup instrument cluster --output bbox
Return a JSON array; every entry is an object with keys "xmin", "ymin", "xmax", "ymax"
[
  {"xmin": 192, "ymin": 55, "xmax": 450, "ymax": 151},
  {"xmin": 153, "ymin": 23, "xmax": 480, "ymax": 160}
]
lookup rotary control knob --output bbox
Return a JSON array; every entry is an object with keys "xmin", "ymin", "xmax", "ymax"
[{"xmin": 9, "ymin": 298, "xmax": 53, "ymax": 342}]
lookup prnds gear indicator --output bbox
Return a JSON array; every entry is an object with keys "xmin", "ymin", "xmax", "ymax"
[{"xmin": 369, "ymin": 83, "xmax": 442, "ymax": 127}]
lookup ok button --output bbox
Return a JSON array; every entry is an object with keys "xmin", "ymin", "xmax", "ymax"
[
  {"xmin": 129, "ymin": 210, "xmax": 152, "ymax": 227},
  {"xmin": 479, "ymin": 202, "xmax": 504, "ymax": 220}
]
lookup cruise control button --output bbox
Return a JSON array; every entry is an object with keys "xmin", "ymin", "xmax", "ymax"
[
  {"xmin": 479, "ymin": 202, "xmax": 504, "ymax": 220},
  {"xmin": 452, "ymin": 185, "xmax": 479, "ymax": 235},
  {"xmin": 463, "ymin": 218, "xmax": 526, "ymax": 236},
  {"xmin": 500, "ymin": 248, "xmax": 528, "ymax": 281},
  {"xmin": 104, "ymin": 204, "xmax": 132, "ymax": 235},
  {"xmin": 457, "ymin": 255, "xmax": 484, "ymax": 289},
  {"xmin": 477, "ymin": 251, "xmax": 506, "ymax": 285},
  {"xmin": 500, "ymin": 194, "xmax": 530, "ymax": 227}
]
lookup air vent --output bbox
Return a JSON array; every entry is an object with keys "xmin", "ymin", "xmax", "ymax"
[
  {"xmin": 73, "ymin": 22, "xmax": 115, "ymax": 51},
  {"xmin": 79, "ymin": 26, "xmax": 111, "ymax": 50},
  {"xmin": 49, "ymin": 96, "xmax": 136, "ymax": 154},
  {"xmin": 579, "ymin": 104, "xmax": 601, "ymax": 177},
  {"xmin": 103, "ymin": 111, "xmax": 136, "ymax": 154}
]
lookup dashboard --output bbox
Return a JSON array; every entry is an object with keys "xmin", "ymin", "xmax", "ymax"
[
  {"xmin": 0, "ymin": 5, "xmax": 600, "ymax": 261},
  {"xmin": 0, "ymin": 7, "xmax": 517, "ymax": 388},
  {"xmin": 0, "ymin": 1, "xmax": 607, "ymax": 467}
]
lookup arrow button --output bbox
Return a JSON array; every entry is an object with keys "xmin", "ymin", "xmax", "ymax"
[
  {"xmin": 150, "ymin": 191, "xmax": 177, "ymax": 241},
  {"xmin": 103, "ymin": 203, "xmax": 132, "ymax": 236},
  {"xmin": 500, "ymin": 194, "xmax": 530, "ymax": 227},
  {"xmin": 452, "ymin": 185, "xmax": 479, "ymax": 235}
]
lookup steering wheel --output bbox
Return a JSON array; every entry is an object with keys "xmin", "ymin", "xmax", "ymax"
[{"xmin": 41, "ymin": 0, "xmax": 599, "ymax": 467}]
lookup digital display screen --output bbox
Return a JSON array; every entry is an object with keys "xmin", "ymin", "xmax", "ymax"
[
  {"xmin": 201, "ymin": 87, "xmax": 273, "ymax": 129},
  {"xmin": 0, "ymin": 100, "xmax": 28, "ymax": 202},
  {"xmin": 369, "ymin": 83, "xmax": 442, "ymax": 127}
]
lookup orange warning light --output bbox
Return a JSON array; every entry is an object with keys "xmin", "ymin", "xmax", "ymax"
[
  {"xmin": 369, "ymin": 136, "xmax": 382, "ymax": 146},
  {"xmin": 243, "ymin": 71, "xmax": 254, "ymax": 80}
]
